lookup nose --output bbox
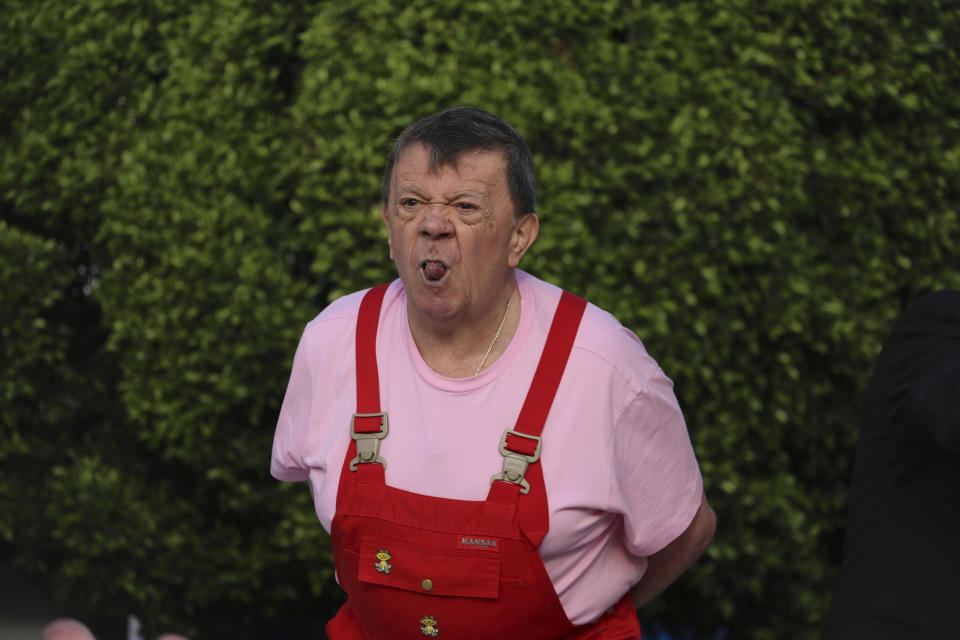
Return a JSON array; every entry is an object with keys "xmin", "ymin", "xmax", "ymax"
[{"xmin": 419, "ymin": 203, "xmax": 454, "ymax": 239}]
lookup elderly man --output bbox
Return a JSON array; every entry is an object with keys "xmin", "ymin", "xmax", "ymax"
[{"xmin": 271, "ymin": 106, "xmax": 715, "ymax": 638}]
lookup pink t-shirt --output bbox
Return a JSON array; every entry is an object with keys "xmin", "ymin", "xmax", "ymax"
[{"xmin": 271, "ymin": 270, "xmax": 703, "ymax": 624}]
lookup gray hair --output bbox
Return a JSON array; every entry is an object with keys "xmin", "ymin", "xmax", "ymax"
[{"xmin": 381, "ymin": 106, "xmax": 536, "ymax": 219}]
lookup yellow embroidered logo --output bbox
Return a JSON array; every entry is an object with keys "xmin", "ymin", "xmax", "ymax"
[
  {"xmin": 375, "ymin": 549, "xmax": 392, "ymax": 574},
  {"xmin": 420, "ymin": 615, "xmax": 439, "ymax": 637}
]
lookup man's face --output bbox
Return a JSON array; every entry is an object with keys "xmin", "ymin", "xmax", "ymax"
[{"xmin": 381, "ymin": 143, "xmax": 537, "ymax": 331}]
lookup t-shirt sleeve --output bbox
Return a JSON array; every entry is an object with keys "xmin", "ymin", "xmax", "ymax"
[
  {"xmin": 270, "ymin": 324, "xmax": 315, "ymax": 482},
  {"xmin": 612, "ymin": 367, "xmax": 703, "ymax": 558}
]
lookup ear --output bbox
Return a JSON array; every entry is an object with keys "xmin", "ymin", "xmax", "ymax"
[
  {"xmin": 507, "ymin": 213, "xmax": 539, "ymax": 268},
  {"xmin": 381, "ymin": 203, "xmax": 394, "ymax": 261}
]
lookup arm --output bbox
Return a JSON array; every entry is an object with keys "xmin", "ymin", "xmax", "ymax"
[{"xmin": 629, "ymin": 491, "xmax": 716, "ymax": 608}]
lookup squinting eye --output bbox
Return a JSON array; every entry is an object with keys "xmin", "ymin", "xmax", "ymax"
[
  {"xmin": 456, "ymin": 202, "xmax": 478, "ymax": 211},
  {"xmin": 400, "ymin": 198, "xmax": 420, "ymax": 207}
]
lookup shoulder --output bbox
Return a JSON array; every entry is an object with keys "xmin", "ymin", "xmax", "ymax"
[
  {"xmin": 578, "ymin": 302, "xmax": 661, "ymax": 382},
  {"xmin": 896, "ymin": 289, "xmax": 960, "ymax": 328},
  {"xmin": 302, "ymin": 281, "xmax": 402, "ymax": 341},
  {"xmin": 308, "ymin": 288, "xmax": 367, "ymax": 326},
  {"xmin": 881, "ymin": 288, "xmax": 960, "ymax": 362},
  {"xmin": 519, "ymin": 271, "xmax": 663, "ymax": 392},
  {"xmin": 913, "ymin": 288, "xmax": 960, "ymax": 310}
]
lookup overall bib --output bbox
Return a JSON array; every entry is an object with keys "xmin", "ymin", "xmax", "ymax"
[{"xmin": 326, "ymin": 284, "xmax": 643, "ymax": 639}]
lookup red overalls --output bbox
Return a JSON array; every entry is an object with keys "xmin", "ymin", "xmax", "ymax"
[{"xmin": 326, "ymin": 284, "xmax": 643, "ymax": 639}]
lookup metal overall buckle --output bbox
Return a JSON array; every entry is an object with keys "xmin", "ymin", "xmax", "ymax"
[
  {"xmin": 349, "ymin": 412, "xmax": 389, "ymax": 471},
  {"xmin": 490, "ymin": 429, "xmax": 542, "ymax": 494}
]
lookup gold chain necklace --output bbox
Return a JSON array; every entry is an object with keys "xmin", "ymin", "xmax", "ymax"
[{"xmin": 474, "ymin": 291, "xmax": 513, "ymax": 376}]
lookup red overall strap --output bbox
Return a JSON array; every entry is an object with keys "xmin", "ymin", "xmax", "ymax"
[
  {"xmin": 336, "ymin": 282, "xmax": 390, "ymax": 510},
  {"xmin": 355, "ymin": 283, "xmax": 390, "ymax": 416},
  {"xmin": 510, "ymin": 290, "xmax": 587, "ymax": 546}
]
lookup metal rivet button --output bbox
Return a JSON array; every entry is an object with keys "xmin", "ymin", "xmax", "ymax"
[{"xmin": 421, "ymin": 579, "xmax": 433, "ymax": 591}]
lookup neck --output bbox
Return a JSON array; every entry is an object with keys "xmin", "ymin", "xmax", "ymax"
[{"xmin": 409, "ymin": 278, "xmax": 520, "ymax": 378}]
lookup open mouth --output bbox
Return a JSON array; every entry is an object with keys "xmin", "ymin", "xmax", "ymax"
[{"xmin": 421, "ymin": 260, "xmax": 449, "ymax": 282}]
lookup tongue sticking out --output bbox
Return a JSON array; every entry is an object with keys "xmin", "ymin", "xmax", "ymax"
[{"xmin": 423, "ymin": 261, "xmax": 447, "ymax": 281}]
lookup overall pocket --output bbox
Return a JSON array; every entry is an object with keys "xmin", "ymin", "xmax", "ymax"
[{"xmin": 357, "ymin": 535, "xmax": 501, "ymax": 599}]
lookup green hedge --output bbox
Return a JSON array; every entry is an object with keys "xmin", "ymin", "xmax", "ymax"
[{"xmin": 2, "ymin": 1, "xmax": 958, "ymax": 638}]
